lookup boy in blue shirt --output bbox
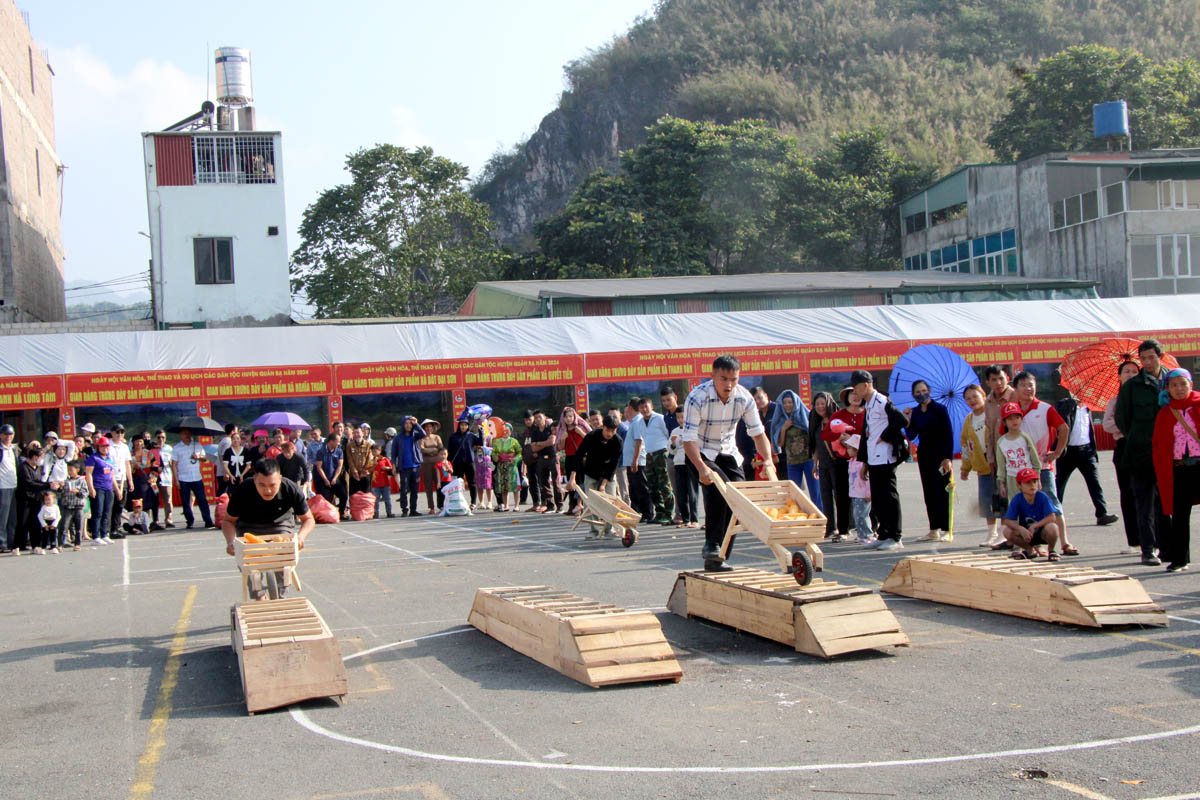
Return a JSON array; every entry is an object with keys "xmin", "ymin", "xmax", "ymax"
[{"xmin": 1002, "ymin": 468, "xmax": 1061, "ymax": 561}]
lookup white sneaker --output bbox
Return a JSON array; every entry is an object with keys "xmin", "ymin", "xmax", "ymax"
[
  {"xmin": 877, "ymin": 539, "xmax": 904, "ymax": 552},
  {"xmin": 100, "ymin": 537, "xmax": 112, "ymax": 545},
  {"xmin": 921, "ymin": 530, "xmax": 941, "ymax": 541},
  {"xmin": 33, "ymin": 547, "xmax": 44, "ymax": 555},
  {"xmin": 938, "ymin": 530, "xmax": 953, "ymax": 542},
  {"xmin": 49, "ymin": 547, "xmax": 60, "ymax": 554},
  {"xmin": 864, "ymin": 538, "xmax": 886, "ymax": 549}
]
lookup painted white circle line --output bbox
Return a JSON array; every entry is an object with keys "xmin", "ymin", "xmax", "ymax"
[{"xmin": 291, "ymin": 629, "xmax": 1200, "ymax": 774}]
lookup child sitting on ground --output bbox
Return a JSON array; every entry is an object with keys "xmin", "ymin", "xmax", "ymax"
[
  {"xmin": 370, "ymin": 443, "xmax": 395, "ymax": 519},
  {"xmin": 473, "ymin": 444, "xmax": 495, "ymax": 511},
  {"xmin": 36, "ymin": 490, "xmax": 61, "ymax": 554},
  {"xmin": 122, "ymin": 499, "xmax": 151, "ymax": 536},
  {"xmin": 1002, "ymin": 468, "xmax": 1060, "ymax": 561},
  {"xmin": 62, "ymin": 461, "xmax": 88, "ymax": 550},
  {"xmin": 845, "ymin": 435, "xmax": 874, "ymax": 545}
]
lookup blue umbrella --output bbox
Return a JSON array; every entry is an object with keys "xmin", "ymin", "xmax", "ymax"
[
  {"xmin": 457, "ymin": 403, "xmax": 492, "ymax": 422},
  {"xmin": 888, "ymin": 345, "xmax": 977, "ymax": 456}
]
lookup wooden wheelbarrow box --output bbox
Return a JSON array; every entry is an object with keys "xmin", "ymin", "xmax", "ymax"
[
  {"xmin": 573, "ymin": 488, "xmax": 641, "ymax": 547},
  {"xmin": 231, "ymin": 598, "xmax": 347, "ymax": 714},
  {"xmin": 882, "ymin": 553, "xmax": 1167, "ymax": 628},
  {"xmin": 668, "ymin": 568, "xmax": 909, "ymax": 658},
  {"xmin": 468, "ymin": 586, "xmax": 682, "ymax": 687},
  {"xmin": 713, "ymin": 476, "xmax": 826, "ymax": 584},
  {"xmin": 233, "ymin": 534, "xmax": 301, "ymax": 601}
]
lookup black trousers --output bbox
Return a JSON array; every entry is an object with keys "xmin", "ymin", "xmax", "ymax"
[
  {"xmin": 533, "ymin": 458, "xmax": 556, "ymax": 508},
  {"xmin": 452, "ymin": 460, "xmax": 476, "ymax": 505},
  {"xmin": 1056, "ymin": 445, "xmax": 1109, "ymax": 517},
  {"xmin": 317, "ymin": 477, "xmax": 350, "ymax": 516},
  {"xmin": 626, "ymin": 467, "xmax": 651, "ymax": 520},
  {"xmin": 689, "ymin": 453, "xmax": 744, "ymax": 558},
  {"xmin": 1130, "ymin": 467, "xmax": 1169, "ymax": 557},
  {"xmin": 1166, "ymin": 463, "xmax": 1199, "ymax": 568},
  {"xmin": 917, "ymin": 457, "xmax": 951, "ymax": 532},
  {"xmin": 564, "ymin": 454, "xmax": 582, "ymax": 511},
  {"xmin": 820, "ymin": 459, "xmax": 851, "ymax": 537},
  {"xmin": 867, "ymin": 462, "xmax": 902, "ymax": 541},
  {"xmin": 674, "ymin": 463, "xmax": 699, "ymax": 523},
  {"xmin": 348, "ymin": 476, "xmax": 371, "ymax": 495},
  {"xmin": 1113, "ymin": 441, "xmax": 1139, "ymax": 547}
]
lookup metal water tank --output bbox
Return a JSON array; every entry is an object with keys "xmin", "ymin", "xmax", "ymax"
[
  {"xmin": 214, "ymin": 47, "xmax": 253, "ymax": 107},
  {"xmin": 1093, "ymin": 100, "xmax": 1129, "ymax": 139}
]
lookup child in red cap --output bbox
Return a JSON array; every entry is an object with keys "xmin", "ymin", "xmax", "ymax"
[
  {"xmin": 995, "ymin": 401, "xmax": 1040, "ymax": 503},
  {"xmin": 1001, "ymin": 468, "xmax": 1061, "ymax": 560}
]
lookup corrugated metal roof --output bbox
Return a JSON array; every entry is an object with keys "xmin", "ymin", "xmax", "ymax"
[{"xmin": 473, "ymin": 271, "xmax": 1096, "ymax": 301}]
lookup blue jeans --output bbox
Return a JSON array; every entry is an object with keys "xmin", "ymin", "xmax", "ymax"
[
  {"xmin": 1039, "ymin": 469, "xmax": 1063, "ymax": 513},
  {"xmin": 399, "ymin": 467, "xmax": 420, "ymax": 513},
  {"xmin": 786, "ymin": 462, "xmax": 819, "ymax": 504},
  {"xmin": 178, "ymin": 480, "xmax": 213, "ymax": 526},
  {"xmin": 0, "ymin": 487, "xmax": 15, "ymax": 549},
  {"xmin": 92, "ymin": 488, "xmax": 114, "ymax": 540}
]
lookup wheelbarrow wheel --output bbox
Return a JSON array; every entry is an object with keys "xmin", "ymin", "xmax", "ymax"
[
  {"xmin": 621, "ymin": 529, "xmax": 636, "ymax": 548},
  {"xmin": 265, "ymin": 571, "xmax": 282, "ymax": 600},
  {"xmin": 791, "ymin": 550, "xmax": 814, "ymax": 586}
]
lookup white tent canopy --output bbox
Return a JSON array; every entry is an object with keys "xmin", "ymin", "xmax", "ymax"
[{"xmin": 0, "ymin": 294, "xmax": 1192, "ymax": 378}]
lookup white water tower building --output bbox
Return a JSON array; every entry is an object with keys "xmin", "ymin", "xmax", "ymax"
[{"xmin": 141, "ymin": 47, "xmax": 291, "ymax": 328}]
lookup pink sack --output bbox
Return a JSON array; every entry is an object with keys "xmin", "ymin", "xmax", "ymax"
[
  {"xmin": 214, "ymin": 493, "xmax": 230, "ymax": 527},
  {"xmin": 308, "ymin": 494, "xmax": 339, "ymax": 524},
  {"xmin": 349, "ymin": 491, "xmax": 376, "ymax": 521}
]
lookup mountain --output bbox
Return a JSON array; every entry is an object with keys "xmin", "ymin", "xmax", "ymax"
[
  {"xmin": 64, "ymin": 281, "xmax": 150, "ymax": 321},
  {"xmin": 472, "ymin": 0, "xmax": 1200, "ymax": 250}
]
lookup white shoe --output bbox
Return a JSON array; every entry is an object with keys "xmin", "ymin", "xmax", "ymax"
[
  {"xmin": 877, "ymin": 539, "xmax": 904, "ymax": 552},
  {"xmin": 49, "ymin": 547, "xmax": 60, "ymax": 554},
  {"xmin": 864, "ymin": 538, "xmax": 886, "ymax": 549},
  {"xmin": 938, "ymin": 530, "xmax": 952, "ymax": 542},
  {"xmin": 922, "ymin": 530, "xmax": 940, "ymax": 541},
  {"xmin": 101, "ymin": 537, "xmax": 112, "ymax": 545},
  {"xmin": 33, "ymin": 547, "xmax": 44, "ymax": 555}
]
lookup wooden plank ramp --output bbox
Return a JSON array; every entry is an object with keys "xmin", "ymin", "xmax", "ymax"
[
  {"xmin": 881, "ymin": 553, "xmax": 1167, "ymax": 628},
  {"xmin": 467, "ymin": 586, "xmax": 682, "ymax": 688},
  {"xmin": 231, "ymin": 597, "xmax": 348, "ymax": 714},
  {"xmin": 666, "ymin": 568, "xmax": 909, "ymax": 659}
]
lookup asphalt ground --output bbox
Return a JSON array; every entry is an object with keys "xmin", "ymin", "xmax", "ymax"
[{"xmin": 2, "ymin": 467, "xmax": 1199, "ymax": 800}]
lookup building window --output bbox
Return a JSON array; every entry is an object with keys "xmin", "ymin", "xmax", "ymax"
[
  {"xmin": 1130, "ymin": 233, "xmax": 1200, "ymax": 295},
  {"xmin": 193, "ymin": 135, "xmax": 276, "ymax": 184},
  {"xmin": 1105, "ymin": 183, "xmax": 1125, "ymax": 215},
  {"xmin": 904, "ymin": 211, "xmax": 927, "ymax": 234},
  {"xmin": 911, "ymin": 229, "xmax": 1018, "ymax": 274},
  {"xmin": 194, "ymin": 237, "xmax": 234, "ymax": 284},
  {"xmin": 929, "ymin": 201, "xmax": 967, "ymax": 227}
]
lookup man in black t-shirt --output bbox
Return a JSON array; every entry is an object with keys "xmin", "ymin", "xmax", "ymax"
[
  {"xmin": 566, "ymin": 413, "xmax": 624, "ymax": 538},
  {"xmin": 528, "ymin": 411, "xmax": 558, "ymax": 513},
  {"xmin": 222, "ymin": 459, "xmax": 315, "ymax": 599}
]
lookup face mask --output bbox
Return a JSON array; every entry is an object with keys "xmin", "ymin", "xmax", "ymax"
[{"xmin": 914, "ymin": 392, "xmax": 931, "ymax": 404}]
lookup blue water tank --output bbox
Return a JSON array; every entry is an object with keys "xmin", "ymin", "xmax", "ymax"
[{"xmin": 1093, "ymin": 100, "xmax": 1129, "ymax": 138}]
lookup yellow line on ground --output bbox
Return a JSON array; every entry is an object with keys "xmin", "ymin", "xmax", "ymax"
[
  {"xmin": 1045, "ymin": 779, "xmax": 1113, "ymax": 799},
  {"xmin": 296, "ymin": 782, "xmax": 452, "ymax": 800},
  {"xmin": 128, "ymin": 584, "xmax": 198, "ymax": 800},
  {"xmin": 1105, "ymin": 630, "xmax": 1200, "ymax": 657}
]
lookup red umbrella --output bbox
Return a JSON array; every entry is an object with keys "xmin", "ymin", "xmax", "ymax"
[{"xmin": 1060, "ymin": 338, "xmax": 1179, "ymax": 412}]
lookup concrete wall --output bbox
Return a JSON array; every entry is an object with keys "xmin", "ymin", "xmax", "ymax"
[
  {"xmin": 0, "ymin": 1, "xmax": 64, "ymax": 322},
  {"xmin": 143, "ymin": 133, "xmax": 291, "ymax": 326},
  {"xmin": 0, "ymin": 318, "xmax": 153, "ymax": 336},
  {"xmin": 967, "ymin": 165, "xmax": 1018, "ymax": 238}
]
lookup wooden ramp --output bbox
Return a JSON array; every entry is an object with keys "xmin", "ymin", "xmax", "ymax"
[
  {"xmin": 231, "ymin": 598, "xmax": 348, "ymax": 714},
  {"xmin": 467, "ymin": 586, "xmax": 683, "ymax": 688},
  {"xmin": 881, "ymin": 553, "xmax": 1167, "ymax": 628},
  {"xmin": 667, "ymin": 568, "xmax": 909, "ymax": 658}
]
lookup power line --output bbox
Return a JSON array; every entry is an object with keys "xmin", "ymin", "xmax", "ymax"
[{"xmin": 64, "ymin": 272, "xmax": 148, "ymax": 292}]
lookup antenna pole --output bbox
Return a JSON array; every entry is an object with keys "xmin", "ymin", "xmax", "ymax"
[{"xmin": 206, "ymin": 40, "xmax": 210, "ymax": 103}]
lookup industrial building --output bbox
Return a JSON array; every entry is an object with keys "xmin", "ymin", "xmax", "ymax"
[
  {"xmin": 900, "ymin": 147, "xmax": 1200, "ymax": 298},
  {"xmin": 0, "ymin": 1, "xmax": 65, "ymax": 322},
  {"xmin": 141, "ymin": 48, "xmax": 291, "ymax": 329},
  {"xmin": 457, "ymin": 271, "xmax": 1097, "ymax": 319}
]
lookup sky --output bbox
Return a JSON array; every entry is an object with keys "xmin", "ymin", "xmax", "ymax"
[{"xmin": 32, "ymin": 0, "xmax": 657, "ymax": 306}]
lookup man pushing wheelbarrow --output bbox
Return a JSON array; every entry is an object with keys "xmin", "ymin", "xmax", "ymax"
[{"xmin": 221, "ymin": 459, "xmax": 315, "ymax": 600}]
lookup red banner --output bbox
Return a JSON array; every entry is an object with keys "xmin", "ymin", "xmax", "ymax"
[
  {"xmin": 574, "ymin": 385, "xmax": 588, "ymax": 414},
  {"xmin": 202, "ymin": 365, "xmax": 331, "ymax": 400},
  {"xmin": 336, "ymin": 360, "xmax": 460, "ymax": 394},
  {"xmin": 585, "ymin": 342, "xmax": 908, "ymax": 383},
  {"xmin": 461, "ymin": 355, "xmax": 583, "ymax": 388},
  {"xmin": 67, "ymin": 366, "xmax": 332, "ymax": 406},
  {"xmin": 328, "ymin": 396, "xmax": 342, "ymax": 424},
  {"xmin": 1117, "ymin": 328, "xmax": 1200, "ymax": 357},
  {"xmin": 0, "ymin": 374, "xmax": 62, "ymax": 409},
  {"xmin": 59, "ymin": 407, "xmax": 76, "ymax": 438}
]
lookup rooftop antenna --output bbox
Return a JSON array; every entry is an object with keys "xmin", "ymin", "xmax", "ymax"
[{"xmin": 205, "ymin": 40, "xmax": 210, "ymax": 103}]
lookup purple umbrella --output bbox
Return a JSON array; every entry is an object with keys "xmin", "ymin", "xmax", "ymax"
[{"xmin": 250, "ymin": 411, "xmax": 312, "ymax": 430}]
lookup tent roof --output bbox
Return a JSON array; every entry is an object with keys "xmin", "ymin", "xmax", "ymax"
[
  {"xmin": 1, "ymin": 294, "xmax": 1192, "ymax": 378},
  {"xmin": 470, "ymin": 271, "xmax": 1094, "ymax": 302}
]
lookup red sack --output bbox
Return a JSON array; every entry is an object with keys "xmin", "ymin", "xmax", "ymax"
[
  {"xmin": 349, "ymin": 491, "xmax": 376, "ymax": 521},
  {"xmin": 213, "ymin": 493, "xmax": 230, "ymax": 527},
  {"xmin": 308, "ymin": 494, "xmax": 339, "ymax": 524}
]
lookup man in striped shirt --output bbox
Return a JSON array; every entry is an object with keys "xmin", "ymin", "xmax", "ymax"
[{"xmin": 682, "ymin": 355, "xmax": 776, "ymax": 571}]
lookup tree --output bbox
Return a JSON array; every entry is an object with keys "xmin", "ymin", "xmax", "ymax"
[
  {"xmin": 986, "ymin": 45, "xmax": 1200, "ymax": 161},
  {"xmin": 291, "ymin": 145, "xmax": 502, "ymax": 319},
  {"xmin": 535, "ymin": 171, "xmax": 648, "ymax": 279},
  {"xmin": 784, "ymin": 129, "xmax": 937, "ymax": 271}
]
